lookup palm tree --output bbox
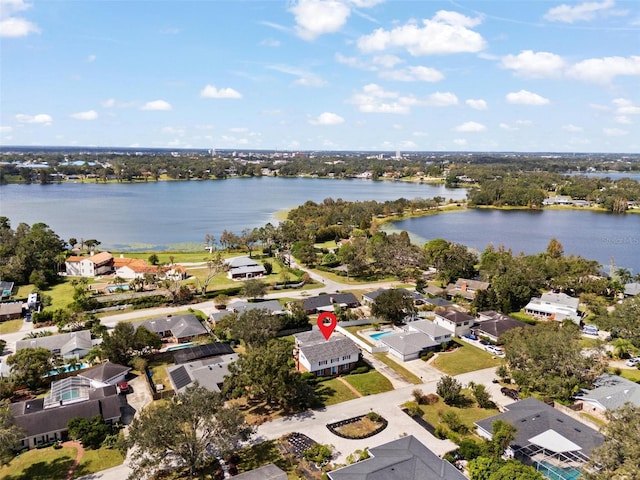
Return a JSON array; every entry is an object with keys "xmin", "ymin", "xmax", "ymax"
[{"xmin": 616, "ymin": 268, "xmax": 632, "ymax": 285}]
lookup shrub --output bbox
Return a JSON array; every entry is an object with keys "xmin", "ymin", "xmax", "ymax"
[
  {"xmin": 412, "ymin": 388, "xmax": 425, "ymax": 404},
  {"xmin": 421, "ymin": 351, "xmax": 435, "ymax": 362},
  {"xmin": 423, "ymin": 393, "xmax": 439, "ymax": 405},
  {"xmin": 404, "ymin": 401, "xmax": 423, "ymax": 418},
  {"xmin": 436, "ymin": 375, "xmax": 463, "ymax": 406},
  {"xmin": 457, "ymin": 438, "xmax": 483, "ymax": 460},
  {"xmin": 440, "ymin": 411, "xmax": 468, "ymax": 434},
  {"xmin": 434, "ymin": 424, "xmax": 449, "ymax": 439},
  {"xmin": 366, "ymin": 411, "xmax": 383, "ymax": 423}
]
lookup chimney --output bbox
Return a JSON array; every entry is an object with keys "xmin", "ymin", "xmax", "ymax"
[{"xmin": 461, "ymin": 281, "xmax": 467, "ymax": 292}]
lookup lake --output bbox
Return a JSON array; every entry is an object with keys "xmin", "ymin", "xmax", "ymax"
[
  {"xmin": 0, "ymin": 177, "xmax": 465, "ymax": 250},
  {"xmin": 386, "ymin": 209, "xmax": 639, "ymax": 274},
  {"xmin": 1, "ymin": 178, "xmax": 637, "ymax": 274}
]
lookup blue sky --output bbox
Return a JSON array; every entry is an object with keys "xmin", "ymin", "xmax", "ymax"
[{"xmin": 1, "ymin": 0, "xmax": 639, "ymax": 153}]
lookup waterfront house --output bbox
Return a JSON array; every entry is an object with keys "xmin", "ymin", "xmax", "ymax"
[
  {"xmin": 524, "ymin": 292, "xmax": 581, "ymax": 324},
  {"xmin": 433, "ymin": 308, "xmax": 475, "ymax": 337},
  {"xmin": 225, "ymin": 256, "xmax": 266, "ymax": 280},
  {"xmin": 113, "ymin": 256, "xmax": 159, "ymax": 279},
  {"xmin": 328, "ymin": 435, "xmax": 465, "ymax": 480},
  {"xmin": 65, "ymin": 251, "xmax": 114, "ymax": 277},
  {"xmin": 475, "ymin": 398, "xmax": 603, "ymax": 479},
  {"xmin": 16, "ymin": 330, "xmax": 93, "ymax": 360},
  {"xmin": 293, "ymin": 330, "xmax": 359, "ymax": 376},
  {"xmin": 132, "ymin": 314, "xmax": 208, "ymax": 343}
]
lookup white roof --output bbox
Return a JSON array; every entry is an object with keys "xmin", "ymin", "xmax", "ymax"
[{"xmin": 528, "ymin": 429, "xmax": 582, "ymax": 453}]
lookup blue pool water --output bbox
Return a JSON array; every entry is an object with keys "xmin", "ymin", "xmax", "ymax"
[
  {"xmin": 370, "ymin": 331, "xmax": 394, "ymax": 341},
  {"xmin": 46, "ymin": 363, "xmax": 91, "ymax": 377},
  {"xmin": 536, "ymin": 461, "xmax": 581, "ymax": 480},
  {"xmin": 106, "ymin": 284, "xmax": 129, "ymax": 292},
  {"xmin": 166, "ymin": 342, "xmax": 195, "ymax": 352}
]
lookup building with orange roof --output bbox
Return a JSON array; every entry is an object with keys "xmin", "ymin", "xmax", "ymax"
[
  {"xmin": 114, "ymin": 257, "xmax": 159, "ymax": 279},
  {"xmin": 65, "ymin": 251, "xmax": 114, "ymax": 277}
]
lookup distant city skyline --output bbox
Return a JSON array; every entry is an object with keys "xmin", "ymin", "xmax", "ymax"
[{"xmin": 1, "ymin": 0, "xmax": 639, "ymax": 153}]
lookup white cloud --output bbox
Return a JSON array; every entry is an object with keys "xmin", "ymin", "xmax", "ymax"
[
  {"xmin": 603, "ymin": 127, "xmax": 628, "ymax": 136},
  {"xmin": 426, "ymin": 91, "xmax": 458, "ymax": 106},
  {"xmin": 309, "ymin": 112, "xmax": 345, "ymax": 125},
  {"xmin": 87, "ymin": 54, "xmax": 96, "ymax": 62},
  {"xmin": 348, "ymin": 83, "xmax": 418, "ymax": 114},
  {"xmin": 0, "ymin": 16, "xmax": 39, "ymax": 37},
  {"xmin": 260, "ymin": 38, "xmax": 281, "ymax": 47},
  {"xmin": 501, "ymin": 50, "xmax": 565, "ymax": 78},
  {"xmin": 290, "ymin": 0, "xmax": 351, "ymax": 41},
  {"xmin": 379, "ymin": 66, "xmax": 444, "ymax": 82},
  {"xmin": 412, "ymin": 131, "xmax": 428, "ymax": 137},
  {"xmin": 267, "ymin": 65, "xmax": 327, "ymax": 87},
  {"xmin": 161, "ymin": 126, "xmax": 186, "ymax": 136},
  {"xmin": 454, "ymin": 121, "xmax": 486, "ymax": 132},
  {"xmin": 0, "ymin": 126, "xmax": 13, "ymax": 132},
  {"xmin": 612, "ymin": 98, "xmax": 640, "ymax": 116},
  {"xmin": 466, "ymin": 99, "xmax": 487, "ymax": 110},
  {"xmin": 505, "ymin": 90, "xmax": 550, "ymax": 105},
  {"xmin": 15, "ymin": 113, "xmax": 52, "ymax": 124},
  {"xmin": 200, "ymin": 85, "xmax": 243, "ymax": 99},
  {"xmin": 357, "ymin": 10, "xmax": 486, "ymax": 56},
  {"xmin": 229, "ymin": 127, "xmax": 249, "ymax": 133},
  {"xmin": 348, "ymin": 0, "xmax": 384, "ymax": 7},
  {"xmin": 372, "ymin": 55, "xmax": 403, "ymax": 68},
  {"xmin": 615, "ymin": 116, "xmax": 632, "ymax": 124},
  {"xmin": 562, "ymin": 124, "xmax": 583, "ymax": 132},
  {"xmin": 141, "ymin": 100, "xmax": 172, "ymax": 111},
  {"xmin": 543, "ymin": 0, "xmax": 623, "ymax": 23},
  {"xmin": 71, "ymin": 110, "xmax": 98, "ymax": 120},
  {"xmin": 102, "ymin": 98, "xmax": 116, "ymax": 108},
  {"xmin": 1, "ymin": 0, "xmax": 32, "ymax": 14},
  {"xmin": 499, "ymin": 123, "xmax": 518, "ymax": 131},
  {"xmin": 453, "ymin": 138, "xmax": 468, "ymax": 146},
  {"xmin": 567, "ymin": 56, "xmax": 640, "ymax": 84}
]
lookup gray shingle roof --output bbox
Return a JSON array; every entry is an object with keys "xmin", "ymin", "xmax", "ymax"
[
  {"xmin": 134, "ymin": 314, "xmax": 207, "ymax": 340},
  {"xmin": 576, "ymin": 373, "xmax": 640, "ymax": 411},
  {"xmin": 16, "ymin": 330, "xmax": 92, "ymax": 356},
  {"xmin": 226, "ymin": 256, "xmax": 260, "ymax": 268},
  {"xmin": 80, "ymin": 361, "xmax": 131, "ymax": 383},
  {"xmin": 475, "ymin": 311, "xmax": 530, "ymax": 339},
  {"xmin": 302, "ymin": 293, "xmax": 359, "ymax": 312},
  {"xmin": 436, "ymin": 308, "xmax": 474, "ymax": 325},
  {"xmin": 381, "ymin": 331, "xmax": 438, "ymax": 355},
  {"xmin": 295, "ymin": 331, "xmax": 359, "ymax": 365},
  {"xmin": 409, "ymin": 319, "xmax": 451, "ymax": 339},
  {"xmin": 362, "ymin": 288, "xmax": 423, "ymax": 303},
  {"xmin": 231, "ymin": 300, "xmax": 286, "ymax": 315},
  {"xmin": 328, "ymin": 435, "xmax": 465, "ymax": 480},
  {"xmin": 166, "ymin": 354, "xmax": 238, "ymax": 393}
]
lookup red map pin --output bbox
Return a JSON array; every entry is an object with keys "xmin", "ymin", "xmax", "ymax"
[{"xmin": 317, "ymin": 312, "xmax": 337, "ymax": 341}]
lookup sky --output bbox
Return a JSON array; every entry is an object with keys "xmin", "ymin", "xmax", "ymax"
[{"xmin": 1, "ymin": 0, "xmax": 639, "ymax": 153}]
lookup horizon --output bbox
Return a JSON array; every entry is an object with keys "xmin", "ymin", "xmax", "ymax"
[{"xmin": 1, "ymin": 1, "xmax": 639, "ymax": 153}]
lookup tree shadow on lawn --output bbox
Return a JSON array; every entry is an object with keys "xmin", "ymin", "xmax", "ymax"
[
  {"xmin": 4, "ymin": 457, "xmax": 75, "ymax": 480},
  {"xmin": 312, "ymin": 384, "xmax": 337, "ymax": 408}
]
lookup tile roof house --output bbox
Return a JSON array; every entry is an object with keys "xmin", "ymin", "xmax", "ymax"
[
  {"xmin": 65, "ymin": 251, "xmax": 114, "ymax": 277},
  {"xmin": 328, "ymin": 435, "xmax": 465, "ymax": 480},
  {"xmin": 79, "ymin": 361, "xmax": 131, "ymax": 385},
  {"xmin": 113, "ymin": 256, "xmax": 159, "ymax": 279},
  {"xmin": 10, "ymin": 376, "xmax": 121, "ymax": 449},
  {"xmin": 433, "ymin": 308, "xmax": 475, "ymax": 337},
  {"xmin": 445, "ymin": 278, "xmax": 490, "ymax": 301},
  {"xmin": 132, "ymin": 314, "xmax": 208, "ymax": 343},
  {"xmin": 166, "ymin": 353, "xmax": 238, "ymax": 393},
  {"xmin": 475, "ymin": 310, "xmax": 531, "ymax": 343},
  {"xmin": 16, "ymin": 330, "xmax": 93, "ymax": 359},
  {"xmin": 575, "ymin": 373, "xmax": 640, "ymax": 413},
  {"xmin": 377, "ymin": 320, "xmax": 452, "ymax": 361},
  {"xmin": 475, "ymin": 398, "xmax": 604, "ymax": 478},
  {"xmin": 524, "ymin": 292, "xmax": 581, "ymax": 324},
  {"xmin": 294, "ymin": 330, "xmax": 360, "ymax": 376},
  {"xmin": 301, "ymin": 293, "xmax": 360, "ymax": 314},
  {"xmin": 225, "ymin": 256, "xmax": 266, "ymax": 280}
]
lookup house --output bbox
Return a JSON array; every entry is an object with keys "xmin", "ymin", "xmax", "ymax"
[
  {"xmin": 230, "ymin": 300, "xmax": 288, "ymax": 316},
  {"xmin": 624, "ymin": 282, "xmax": 640, "ymax": 297},
  {"xmin": 301, "ymin": 293, "xmax": 360, "ymax": 314},
  {"xmin": 423, "ymin": 296, "xmax": 453, "ymax": 308},
  {"xmin": 378, "ymin": 320, "xmax": 452, "ymax": 361},
  {"xmin": 167, "ymin": 353, "xmax": 238, "ymax": 393},
  {"xmin": 16, "ymin": 330, "xmax": 93, "ymax": 359},
  {"xmin": 173, "ymin": 342, "xmax": 235, "ymax": 364},
  {"xmin": 225, "ymin": 256, "xmax": 266, "ymax": 280},
  {"xmin": 0, "ymin": 280, "xmax": 14, "ymax": 300},
  {"xmin": 574, "ymin": 373, "xmax": 640, "ymax": 413},
  {"xmin": 524, "ymin": 292, "xmax": 581, "ymax": 324},
  {"xmin": 328, "ymin": 435, "xmax": 465, "ymax": 480},
  {"xmin": 79, "ymin": 361, "xmax": 131, "ymax": 386},
  {"xmin": 445, "ymin": 278, "xmax": 490, "ymax": 301},
  {"xmin": 232, "ymin": 464, "xmax": 287, "ymax": 480},
  {"xmin": 474, "ymin": 310, "xmax": 530, "ymax": 343},
  {"xmin": 10, "ymin": 376, "xmax": 121, "ymax": 449},
  {"xmin": 293, "ymin": 330, "xmax": 360, "ymax": 376},
  {"xmin": 361, "ymin": 288, "xmax": 422, "ymax": 307},
  {"xmin": 65, "ymin": 251, "xmax": 114, "ymax": 277},
  {"xmin": 475, "ymin": 398, "xmax": 604, "ymax": 479},
  {"xmin": 132, "ymin": 314, "xmax": 208, "ymax": 343},
  {"xmin": 113, "ymin": 256, "xmax": 159, "ymax": 279},
  {"xmin": 0, "ymin": 302, "xmax": 23, "ymax": 321},
  {"xmin": 433, "ymin": 308, "xmax": 475, "ymax": 337}
]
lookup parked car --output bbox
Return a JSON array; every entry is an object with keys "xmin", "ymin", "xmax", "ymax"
[
  {"xmin": 118, "ymin": 381, "xmax": 132, "ymax": 394},
  {"xmin": 501, "ymin": 387, "xmax": 520, "ymax": 400},
  {"xmin": 582, "ymin": 325, "xmax": 599, "ymax": 335},
  {"xmin": 485, "ymin": 345, "xmax": 504, "ymax": 356},
  {"xmin": 625, "ymin": 357, "xmax": 640, "ymax": 367},
  {"xmin": 479, "ymin": 339, "xmax": 490, "ymax": 345},
  {"xmin": 462, "ymin": 333, "xmax": 478, "ymax": 341}
]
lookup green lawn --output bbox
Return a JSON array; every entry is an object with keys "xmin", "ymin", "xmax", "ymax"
[
  {"xmin": 75, "ymin": 447, "xmax": 124, "ymax": 477},
  {"xmin": 0, "ymin": 319, "xmax": 23, "ymax": 334},
  {"xmin": 344, "ymin": 371, "xmax": 393, "ymax": 396},
  {"xmin": 148, "ymin": 360, "xmax": 174, "ymax": 391},
  {"xmin": 617, "ymin": 368, "xmax": 640, "ymax": 382},
  {"xmin": 431, "ymin": 341, "xmax": 502, "ymax": 376},
  {"xmin": 417, "ymin": 394, "xmax": 500, "ymax": 438},
  {"xmin": 373, "ymin": 353, "xmax": 422, "ymax": 384},
  {"xmin": 235, "ymin": 440, "xmax": 297, "ymax": 477},
  {"xmin": 16, "ymin": 280, "xmax": 80, "ymax": 312},
  {"xmin": 0, "ymin": 446, "xmax": 77, "ymax": 480},
  {"xmin": 315, "ymin": 377, "xmax": 358, "ymax": 406}
]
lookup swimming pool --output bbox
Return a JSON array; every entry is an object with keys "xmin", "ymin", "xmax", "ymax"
[
  {"xmin": 166, "ymin": 342, "xmax": 195, "ymax": 352},
  {"xmin": 369, "ymin": 331, "xmax": 394, "ymax": 341},
  {"xmin": 106, "ymin": 284, "xmax": 129, "ymax": 292},
  {"xmin": 536, "ymin": 461, "xmax": 582, "ymax": 480},
  {"xmin": 46, "ymin": 363, "xmax": 91, "ymax": 377}
]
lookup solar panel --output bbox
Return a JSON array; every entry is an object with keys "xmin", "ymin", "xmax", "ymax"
[
  {"xmin": 169, "ymin": 366, "xmax": 192, "ymax": 391},
  {"xmin": 173, "ymin": 343, "xmax": 234, "ymax": 364}
]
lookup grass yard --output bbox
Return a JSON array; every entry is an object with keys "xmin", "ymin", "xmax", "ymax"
[
  {"xmin": 373, "ymin": 353, "xmax": 422, "ymax": 384},
  {"xmin": 235, "ymin": 440, "xmax": 296, "ymax": 477},
  {"xmin": 417, "ymin": 394, "xmax": 500, "ymax": 438},
  {"xmin": 0, "ymin": 318, "xmax": 23, "ymax": 334},
  {"xmin": 431, "ymin": 341, "xmax": 502, "ymax": 376},
  {"xmin": 148, "ymin": 360, "xmax": 174, "ymax": 391},
  {"xmin": 75, "ymin": 447, "xmax": 124, "ymax": 478},
  {"xmin": 618, "ymin": 368, "xmax": 640, "ymax": 382},
  {"xmin": 17, "ymin": 280, "xmax": 81, "ymax": 312},
  {"xmin": 315, "ymin": 377, "xmax": 359, "ymax": 406},
  {"xmin": 0, "ymin": 446, "xmax": 77, "ymax": 480},
  {"xmin": 343, "ymin": 371, "xmax": 393, "ymax": 396}
]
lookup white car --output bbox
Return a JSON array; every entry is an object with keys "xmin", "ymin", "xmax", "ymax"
[
  {"xmin": 485, "ymin": 345, "xmax": 504, "ymax": 356},
  {"xmin": 625, "ymin": 357, "xmax": 640, "ymax": 367}
]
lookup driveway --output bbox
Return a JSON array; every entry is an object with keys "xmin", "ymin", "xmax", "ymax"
[{"xmin": 120, "ymin": 374, "xmax": 154, "ymax": 424}]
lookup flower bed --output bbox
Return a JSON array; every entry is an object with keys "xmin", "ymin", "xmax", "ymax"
[{"xmin": 326, "ymin": 412, "xmax": 388, "ymax": 439}]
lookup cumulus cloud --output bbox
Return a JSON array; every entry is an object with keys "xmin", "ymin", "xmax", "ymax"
[
  {"xmin": 379, "ymin": 66, "xmax": 444, "ymax": 82},
  {"xmin": 499, "ymin": 123, "xmax": 518, "ymax": 131},
  {"xmin": 141, "ymin": 100, "xmax": 172, "ymax": 111},
  {"xmin": 615, "ymin": 116, "xmax": 632, "ymax": 124},
  {"xmin": 290, "ymin": 0, "xmax": 351, "ymax": 40},
  {"xmin": 357, "ymin": 10, "xmax": 485, "ymax": 56},
  {"xmin": 543, "ymin": 0, "xmax": 623, "ymax": 23},
  {"xmin": 567, "ymin": 56, "xmax": 640, "ymax": 84},
  {"xmin": 603, "ymin": 127, "xmax": 628, "ymax": 136},
  {"xmin": 200, "ymin": 85, "xmax": 243, "ymax": 99},
  {"xmin": 71, "ymin": 110, "xmax": 98, "ymax": 120},
  {"xmin": 466, "ymin": 99, "xmax": 487, "ymax": 110},
  {"xmin": 426, "ymin": 91, "xmax": 458, "ymax": 106},
  {"xmin": 505, "ymin": 90, "xmax": 550, "ymax": 105},
  {"xmin": 372, "ymin": 55, "xmax": 403, "ymax": 68},
  {"xmin": 0, "ymin": 16, "xmax": 39, "ymax": 37},
  {"xmin": 309, "ymin": 112, "xmax": 345, "ymax": 125},
  {"xmin": 612, "ymin": 98, "xmax": 640, "ymax": 115},
  {"xmin": 454, "ymin": 121, "xmax": 486, "ymax": 132},
  {"xmin": 562, "ymin": 124, "xmax": 583, "ymax": 132},
  {"xmin": 15, "ymin": 113, "xmax": 52, "ymax": 124},
  {"xmin": 501, "ymin": 50, "xmax": 565, "ymax": 78},
  {"xmin": 348, "ymin": 83, "xmax": 418, "ymax": 114}
]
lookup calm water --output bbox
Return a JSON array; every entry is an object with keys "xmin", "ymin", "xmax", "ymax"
[
  {"xmin": 0, "ymin": 178, "xmax": 464, "ymax": 250},
  {"xmin": 387, "ymin": 209, "xmax": 639, "ymax": 274}
]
